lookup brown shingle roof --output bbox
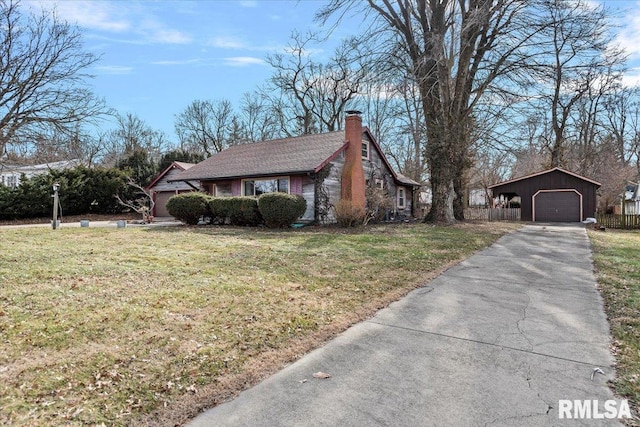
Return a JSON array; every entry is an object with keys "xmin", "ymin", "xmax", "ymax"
[
  {"xmin": 395, "ymin": 172, "xmax": 421, "ymax": 187},
  {"xmin": 175, "ymin": 131, "xmax": 347, "ymax": 181}
]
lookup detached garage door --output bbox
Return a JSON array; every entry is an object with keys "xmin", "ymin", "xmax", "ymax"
[{"xmin": 533, "ymin": 190, "xmax": 581, "ymax": 222}]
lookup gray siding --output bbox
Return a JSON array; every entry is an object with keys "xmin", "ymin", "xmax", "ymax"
[
  {"xmin": 301, "ymin": 176, "xmax": 315, "ymax": 221},
  {"xmin": 362, "ymin": 134, "xmax": 413, "ymax": 217},
  {"xmin": 315, "ymin": 136, "xmax": 415, "ymax": 222},
  {"xmin": 150, "ymin": 167, "xmax": 198, "ymax": 192}
]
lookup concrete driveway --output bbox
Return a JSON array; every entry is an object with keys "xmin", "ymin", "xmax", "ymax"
[{"xmin": 189, "ymin": 224, "xmax": 623, "ymax": 426}]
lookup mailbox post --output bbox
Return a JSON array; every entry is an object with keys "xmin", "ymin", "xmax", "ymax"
[{"xmin": 52, "ymin": 183, "xmax": 60, "ymax": 229}]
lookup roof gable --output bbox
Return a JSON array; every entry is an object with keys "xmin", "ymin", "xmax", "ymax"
[
  {"xmin": 363, "ymin": 129, "xmax": 421, "ymax": 188},
  {"xmin": 488, "ymin": 167, "xmax": 601, "ymax": 189},
  {"xmin": 146, "ymin": 161, "xmax": 195, "ymax": 189}
]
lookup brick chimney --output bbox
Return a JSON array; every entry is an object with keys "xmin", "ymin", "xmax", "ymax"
[{"xmin": 341, "ymin": 111, "xmax": 366, "ymax": 211}]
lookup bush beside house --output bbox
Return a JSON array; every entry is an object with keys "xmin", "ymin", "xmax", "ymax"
[
  {"xmin": 226, "ymin": 197, "xmax": 262, "ymax": 226},
  {"xmin": 166, "ymin": 192, "xmax": 211, "ymax": 225},
  {"xmin": 334, "ymin": 199, "xmax": 365, "ymax": 227},
  {"xmin": 257, "ymin": 193, "xmax": 306, "ymax": 228}
]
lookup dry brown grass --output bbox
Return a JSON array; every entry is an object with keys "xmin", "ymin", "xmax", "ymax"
[
  {"xmin": 0, "ymin": 221, "xmax": 520, "ymax": 426},
  {"xmin": 589, "ymin": 229, "xmax": 640, "ymax": 423}
]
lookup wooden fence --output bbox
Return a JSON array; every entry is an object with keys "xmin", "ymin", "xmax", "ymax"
[
  {"xmin": 465, "ymin": 207, "xmax": 521, "ymax": 221},
  {"xmin": 596, "ymin": 214, "xmax": 640, "ymax": 229}
]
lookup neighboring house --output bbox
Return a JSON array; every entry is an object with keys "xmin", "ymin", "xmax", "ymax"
[
  {"xmin": 622, "ymin": 182, "xmax": 640, "ymax": 215},
  {"xmin": 0, "ymin": 159, "xmax": 81, "ymax": 188},
  {"xmin": 468, "ymin": 188, "xmax": 489, "ymax": 207},
  {"xmin": 489, "ymin": 167, "xmax": 601, "ymax": 222},
  {"xmin": 173, "ymin": 112, "xmax": 421, "ymax": 223},
  {"xmin": 145, "ymin": 161, "xmax": 198, "ymax": 217}
]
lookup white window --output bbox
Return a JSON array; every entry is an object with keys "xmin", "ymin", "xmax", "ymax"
[
  {"xmin": 375, "ymin": 179, "xmax": 384, "ymax": 190},
  {"xmin": 397, "ymin": 187, "xmax": 406, "ymax": 209},
  {"xmin": 362, "ymin": 141, "xmax": 369, "ymax": 159},
  {"xmin": 242, "ymin": 177, "xmax": 289, "ymax": 196}
]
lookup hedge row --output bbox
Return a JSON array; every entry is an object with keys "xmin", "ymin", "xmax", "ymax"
[
  {"xmin": 0, "ymin": 166, "xmax": 130, "ymax": 220},
  {"xmin": 166, "ymin": 192, "xmax": 306, "ymax": 228}
]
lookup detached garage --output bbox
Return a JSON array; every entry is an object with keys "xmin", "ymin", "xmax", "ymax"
[
  {"xmin": 146, "ymin": 162, "xmax": 199, "ymax": 218},
  {"xmin": 489, "ymin": 168, "xmax": 601, "ymax": 222}
]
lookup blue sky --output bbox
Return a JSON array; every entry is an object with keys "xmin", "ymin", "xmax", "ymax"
[
  {"xmin": 25, "ymin": 0, "xmax": 640, "ymax": 144},
  {"xmin": 27, "ymin": 0, "xmax": 352, "ymax": 141}
]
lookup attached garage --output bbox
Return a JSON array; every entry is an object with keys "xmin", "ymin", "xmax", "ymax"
[
  {"xmin": 146, "ymin": 162, "xmax": 199, "ymax": 218},
  {"xmin": 489, "ymin": 168, "xmax": 601, "ymax": 222}
]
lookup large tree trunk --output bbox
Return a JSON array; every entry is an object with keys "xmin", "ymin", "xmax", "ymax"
[
  {"xmin": 424, "ymin": 118, "xmax": 457, "ymax": 223},
  {"xmin": 426, "ymin": 169, "xmax": 456, "ymax": 223}
]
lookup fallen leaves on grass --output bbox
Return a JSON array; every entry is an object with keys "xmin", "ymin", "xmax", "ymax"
[{"xmin": 0, "ymin": 222, "xmax": 520, "ymax": 426}]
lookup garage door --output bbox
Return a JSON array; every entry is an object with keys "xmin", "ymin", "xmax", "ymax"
[
  {"xmin": 154, "ymin": 192, "xmax": 176, "ymax": 217},
  {"xmin": 533, "ymin": 191, "xmax": 581, "ymax": 222}
]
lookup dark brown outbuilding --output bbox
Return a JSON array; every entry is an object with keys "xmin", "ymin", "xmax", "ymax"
[{"xmin": 488, "ymin": 168, "xmax": 601, "ymax": 222}]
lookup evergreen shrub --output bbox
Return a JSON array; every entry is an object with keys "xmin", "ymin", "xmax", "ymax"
[
  {"xmin": 258, "ymin": 192, "xmax": 307, "ymax": 228},
  {"xmin": 166, "ymin": 192, "xmax": 210, "ymax": 225}
]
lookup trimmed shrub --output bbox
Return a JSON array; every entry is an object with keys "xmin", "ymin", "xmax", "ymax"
[
  {"xmin": 227, "ymin": 197, "xmax": 262, "ymax": 226},
  {"xmin": 208, "ymin": 197, "xmax": 230, "ymax": 224},
  {"xmin": 258, "ymin": 192, "xmax": 307, "ymax": 228},
  {"xmin": 334, "ymin": 199, "xmax": 365, "ymax": 227},
  {"xmin": 166, "ymin": 192, "xmax": 210, "ymax": 225}
]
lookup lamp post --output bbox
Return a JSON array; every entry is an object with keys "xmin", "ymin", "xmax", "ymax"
[{"xmin": 52, "ymin": 183, "xmax": 60, "ymax": 229}]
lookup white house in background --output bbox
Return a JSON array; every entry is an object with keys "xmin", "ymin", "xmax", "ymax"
[
  {"xmin": 623, "ymin": 182, "xmax": 640, "ymax": 214},
  {"xmin": 0, "ymin": 159, "xmax": 82, "ymax": 188},
  {"xmin": 469, "ymin": 188, "xmax": 489, "ymax": 207}
]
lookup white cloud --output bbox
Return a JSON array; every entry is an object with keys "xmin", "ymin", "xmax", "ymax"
[
  {"xmin": 209, "ymin": 36, "xmax": 247, "ymax": 49},
  {"xmin": 613, "ymin": 2, "xmax": 640, "ymax": 58},
  {"xmin": 27, "ymin": 1, "xmax": 130, "ymax": 32},
  {"xmin": 94, "ymin": 65, "xmax": 134, "ymax": 75},
  {"xmin": 622, "ymin": 67, "xmax": 640, "ymax": 87},
  {"xmin": 239, "ymin": 1, "xmax": 258, "ymax": 7},
  {"xmin": 152, "ymin": 59, "xmax": 202, "ymax": 66},
  {"xmin": 224, "ymin": 56, "xmax": 265, "ymax": 66},
  {"xmin": 148, "ymin": 28, "xmax": 192, "ymax": 45},
  {"xmin": 30, "ymin": 1, "xmax": 191, "ymax": 45}
]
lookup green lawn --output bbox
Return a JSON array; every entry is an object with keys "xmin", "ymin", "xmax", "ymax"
[
  {"xmin": 589, "ymin": 229, "xmax": 640, "ymax": 420},
  {"xmin": 0, "ymin": 223, "xmax": 518, "ymax": 426}
]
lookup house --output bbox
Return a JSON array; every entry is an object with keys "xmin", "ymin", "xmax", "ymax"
[
  {"xmin": 145, "ymin": 161, "xmax": 198, "ymax": 217},
  {"xmin": 622, "ymin": 182, "xmax": 639, "ymax": 215},
  {"xmin": 488, "ymin": 167, "xmax": 601, "ymax": 222},
  {"xmin": 468, "ymin": 188, "xmax": 489, "ymax": 207},
  {"xmin": 0, "ymin": 159, "xmax": 81, "ymax": 188},
  {"xmin": 173, "ymin": 112, "xmax": 421, "ymax": 223}
]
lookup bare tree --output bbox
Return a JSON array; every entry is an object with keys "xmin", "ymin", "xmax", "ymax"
[
  {"xmin": 319, "ymin": 1, "xmax": 537, "ymax": 222},
  {"xmin": 263, "ymin": 31, "xmax": 368, "ymax": 136},
  {"xmin": 0, "ymin": 0, "xmax": 107, "ymax": 156},
  {"xmin": 174, "ymin": 99, "xmax": 236, "ymax": 156},
  {"xmin": 527, "ymin": 0, "xmax": 624, "ymax": 168},
  {"xmin": 238, "ymin": 92, "xmax": 280, "ymax": 142},
  {"xmin": 115, "ymin": 178, "xmax": 155, "ymax": 223},
  {"xmin": 103, "ymin": 113, "xmax": 168, "ymax": 167},
  {"xmin": 603, "ymin": 86, "xmax": 640, "ymax": 172}
]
